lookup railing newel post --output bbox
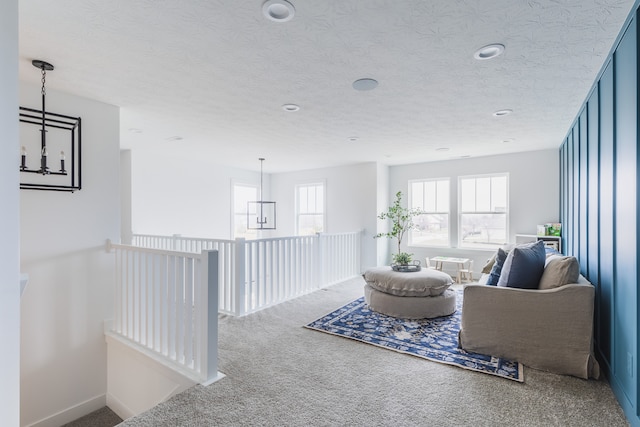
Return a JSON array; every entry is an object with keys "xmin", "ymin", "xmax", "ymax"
[
  {"xmin": 316, "ymin": 232, "xmax": 324, "ymax": 289},
  {"xmin": 234, "ymin": 238, "xmax": 246, "ymax": 316},
  {"xmin": 202, "ymin": 250, "xmax": 219, "ymax": 383}
]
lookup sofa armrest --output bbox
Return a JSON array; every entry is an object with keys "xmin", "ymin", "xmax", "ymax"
[{"xmin": 459, "ymin": 280, "xmax": 598, "ymax": 379}]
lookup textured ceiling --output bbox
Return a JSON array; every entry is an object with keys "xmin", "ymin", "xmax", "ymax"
[{"xmin": 18, "ymin": 0, "xmax": 636, "ymax": 173}]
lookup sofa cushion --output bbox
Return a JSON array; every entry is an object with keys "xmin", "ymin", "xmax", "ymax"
[
  {"xmin": 485, "ymin": 248, "xmax": 508, "ymax": 286},
  {"xmin": 538, "ymin": 255, "xmax": 580, "ymax": 290},
  {"xmin": 497, "ymin": 240, "xmax": 545, "ymax": 289}
]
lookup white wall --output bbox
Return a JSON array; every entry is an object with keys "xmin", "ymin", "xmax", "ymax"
[
  {"xmin": 19, "ymin": 84, "xmax": 120, "ymax": 426},
  {"xmin": 1, "ymin": 3, "xmax": 20, "ymax": 425},
  {"xmin": 376, "ymin": 163, "xmax": 390, "ymax": 266},
  {"xmin": 120, "ymin": 150, "xmax": 132, "ymax": 244},
  {"xmin": 270, "ymin": 162, "xmax": 380, "ymax": 270},
  {"xmin": 129, "ymin": 148, "xmax": 260, "ymax": 239},
  {"xmin": 105, "ymin": 336, "xmax": 196, "ymax": 419},
  {"xmin": 388, "ymin": 149, "xmax": 560, "ymax": 277}
]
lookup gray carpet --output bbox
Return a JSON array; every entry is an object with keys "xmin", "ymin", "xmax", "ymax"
[
  {"xmin": 63, "ymin": 406, "xmax": 122, "ymax": 427},
  {"xmin": 119, "ymin": 278, "xmax": 628, "ymax": 426}
]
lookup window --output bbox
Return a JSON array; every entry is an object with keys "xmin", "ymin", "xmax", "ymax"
[
  {"xmin": 296, "ymin": 182, "xmax": 325, "ymax": 236},
  {"xmin": 409, "ymin": 179, "xmax": 450, "ymax": 247},
  {"xmin": 232, "ymin": 183, "xmax": 258, "ymax": 239},
  {"xmin": 459, "ymin": 174, "xmax": 508, "ymax": 249}
]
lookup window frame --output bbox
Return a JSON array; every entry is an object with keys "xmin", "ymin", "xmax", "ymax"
[
  {"xmin": 231, "ymin": 181, "xmax": 259, "ymax": 240},
  {"xmin": 457, "ymin": 173, "xmax": 509, "ymax": 249},
  {"xmin": 408, "ymin": 178, "xmax": 451, "ymax": 247},
  {"xmin": 295, "ymin": 181, "xmax": 326, "ymax": 236}
]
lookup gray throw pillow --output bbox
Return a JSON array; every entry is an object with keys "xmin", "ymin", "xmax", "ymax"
[
  {"xmin": 497, "ymin": 240, "xmax": 546, "ymax": 289},
  {"xmin": 481, "ymin": 253, "xmax": 497, "ymax": 274},
  {"xmin": 538, "ymin": 256, "xmax": 580, "ymax": 289}
]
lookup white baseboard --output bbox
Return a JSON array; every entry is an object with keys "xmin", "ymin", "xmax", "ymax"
[
  {"xmin": 24, "ymin": 394, "xmax": 106, "ymax": 427},
  {"xmin": 106, "ymin": 391, "xmax": 136, "ymax": 421}
]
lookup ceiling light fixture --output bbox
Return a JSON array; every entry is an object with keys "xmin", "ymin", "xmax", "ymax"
[
  {"xmin": 493, "ymin": 109, "xmax": 513, "ymax": 117},
  {"xmin": 436, "ymin": 147, "xmax": 450, "ymax": 152},
  {"xmin": 282, "ymin": 104, "xmax": 300, "ymax": 112},
  {"xmin": 348, "ymin": 136, "xmax": 359, "ymax": 142},
  {"xmin": 19, "ymin": 59, "xmax": 82, "ymax": 192},
  {"xmin": 247, "ymin": 158, "xmax": 276, "ymax": 230},
  {"xmin": 262, "ymin": 0, "xmax": 295, "ymax": 22},
  {"xmin": 165, "ymin": 136, "xmax": 184, "ymax": 141},
  {"xmin": 474, "ymin": 43, "xmax": 505, "ymax": 60},
  {"xmin": 352, "ymin": 78, "xmax": 378, "ymax": 91}
]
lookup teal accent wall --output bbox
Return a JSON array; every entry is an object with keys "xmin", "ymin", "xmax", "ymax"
[{"xmin": 560, "ymin": 8, "xmax": 640, "ymax": 425}]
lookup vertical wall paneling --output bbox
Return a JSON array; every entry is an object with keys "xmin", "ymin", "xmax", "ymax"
[
  {"xmin": 563, "ymin": 140, "xmax": 569, "ymax": 254},
  {"xmin": 561, "ymin": 7, "xmax": 640, "ymax": 423},
  {"xmin": 586, "ymin": 87, "xmax": 601, "ymax": 340},
  {"xmin": 586, "ymin": 89, "xmax": 600, "ymax": 281},
  {"xmin": 613, "ymin": 17, "xmax": 637, "ymax": 403},
  {"xmin": 573, "ymin": 126, "xmax": 581, "ymax": 257},
  {"xmin": 567, "ymin": 132, "xmax": 574, "ymax": 256},
  {"xmin": 560, "ymin": 144, "xmax": 566, "ymax": 254},
  {"xmin": 579, "ymin": 109, "xmax": 589, "ymax": 275},
  {"xmin": 599, "ymin": 61, "xmax": 615, "ymax": 367}
]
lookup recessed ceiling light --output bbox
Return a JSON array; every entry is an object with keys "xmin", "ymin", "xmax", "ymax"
[
  {"xmin": 352, "ymin": 78, "xmax": 378, "ymax": 91},
  {"xmin": 165, "ymin": 136, "xmax": 183, "ymax": 141},
  {"xmin": 460, "ymin": 155, "xmax": 472, "ymax": 158},
  {"xmin": 502, "ymin": 138, "xmax": 515, "ymax": 143},
  {"xmin": 474, "ymin": 44, "xmax": 505, "ymax": 60},
  {"xmin": 263, "ymin": 0, "xmax": 295, "ymax": 22},
  {"xmin": 348, "ymin": 136, "xmax": 359, "ymax": 142},
  {"xmin": 128, "ymin": 128, "xmax": 142, "ymax": 133},
  {"xmin": 282, "ymin": 103, "xmax": 300, "ymax": 112},
  {"xmin": 436, "ymin": 147, "xmax": 450, "ymax": 152},
  {"xmin": 493, "ymin": 109, "xmax": 513, "ymax": 117}
]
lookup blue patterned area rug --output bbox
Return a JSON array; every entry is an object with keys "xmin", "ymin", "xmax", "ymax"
[{"xmin": 305, "ymin": 290, "xmax": 524, "ymax": 382}]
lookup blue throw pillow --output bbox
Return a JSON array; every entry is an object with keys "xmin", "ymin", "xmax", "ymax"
[
  {"xmin": 485, "ymin": 248, "xmax": 508, "ymax": 286},
  {"xmin": 497, "ymin": 240, "xmax": 546, "ymax": 289}
]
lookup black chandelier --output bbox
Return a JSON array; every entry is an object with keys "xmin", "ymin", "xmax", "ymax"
[
  {"xmin": 19, "ymin": 59, "xmax": 82, "ymax": 192},
  {"xmin": 247, "ymin": 158, "xmax": 276, "ymax": 230}
]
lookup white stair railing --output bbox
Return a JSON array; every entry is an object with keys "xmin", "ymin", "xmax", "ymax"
[
  {"xmin": 133, "ymin": 234, "xmax": 238, "ymax": 315},
  {"xmin": 242, "ymin": 235, "xmax": 318, "ymax": 315},
  {"xmin": 106, "ymin": 241, "xmax": 219, "ymax": 383},
  {"xmin": 131, "ymin": 230, "xmax": 362, "ymax": 316}
]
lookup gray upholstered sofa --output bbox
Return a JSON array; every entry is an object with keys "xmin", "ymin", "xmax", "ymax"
[{"xmin": 458, "ymin": 252, "xmax": 600, "ymax": 379}]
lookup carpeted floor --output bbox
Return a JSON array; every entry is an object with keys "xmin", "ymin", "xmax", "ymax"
[
  {"xmin": 305, "ymin": 292, "xmax": 523, "ymax": 382},
  {"xmin": 117, "ymin": 277, "xmax": 628, "ymax": 426},
  {"xmin": 63, "ymin": 406, "xmax": 122, "ymax": 427}
]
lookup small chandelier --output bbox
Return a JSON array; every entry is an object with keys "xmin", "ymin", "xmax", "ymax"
[
  {"xmin": 19, "ymin": 59, "xmax": 82, "ymax": 192},
  {"xmin": 247, "ymin": 158, "xmax": 276, "ymax": 230}
]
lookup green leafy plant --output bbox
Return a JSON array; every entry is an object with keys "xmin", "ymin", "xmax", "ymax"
[
  {"xmin": 374, "ymin": 191, "xmax": 425, "ymax": 261},
  {"xmin": 392, "ymin": 252, "xmax": 413, "ymax": 265}
]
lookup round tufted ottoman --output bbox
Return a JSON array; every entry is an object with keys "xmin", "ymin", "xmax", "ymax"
[{"xmin": 362, "ymin": 266, "xmax": 456, "ymax": 319}]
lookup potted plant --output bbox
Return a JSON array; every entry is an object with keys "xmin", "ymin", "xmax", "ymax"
[
  {"xmin": 375, "ymin": 191, "xmax": 424, "ymax": 271},
  {"xmin": 392, "ymin": 251, "xmax": 416, "ymax": 268}
]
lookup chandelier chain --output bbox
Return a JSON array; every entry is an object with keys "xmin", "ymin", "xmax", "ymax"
[{"xmin": 41, "ymin": 68, "xmax": 46, "ymax": 96}]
